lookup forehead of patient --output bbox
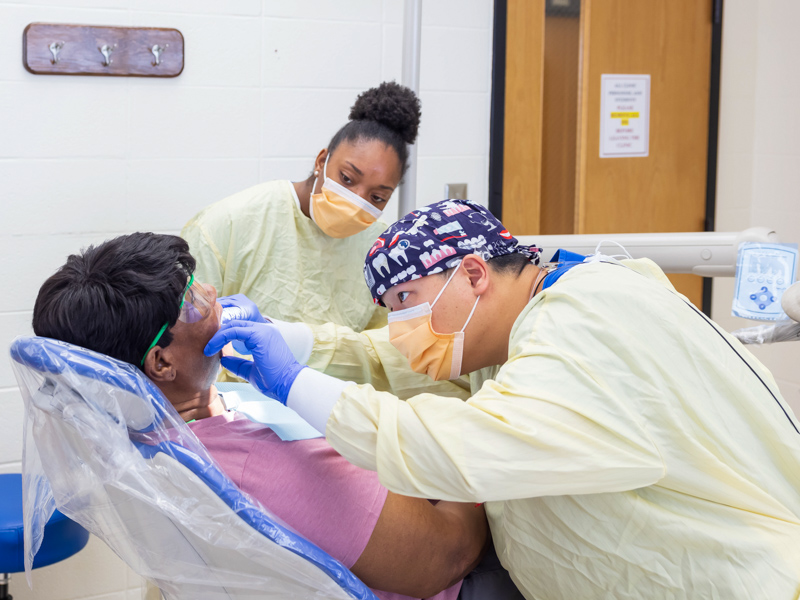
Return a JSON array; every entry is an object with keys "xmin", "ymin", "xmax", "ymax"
[{"xmin": 31, "ymin": 232, "xmax": 221, "ymax": 397}]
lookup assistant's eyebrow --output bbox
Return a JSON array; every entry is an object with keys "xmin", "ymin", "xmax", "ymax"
[
  {"xmin": 346, "ymin": 161, "xmax": 395, "ymax": 192},
  {"xmin": 345, "ymin": 161, "xmax": 363, "ymax": 176}
]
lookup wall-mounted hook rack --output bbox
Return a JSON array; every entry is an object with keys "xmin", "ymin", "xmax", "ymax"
[{"xmin": 23, "ymin": 23, "xmax": 184, "ymax": 77}]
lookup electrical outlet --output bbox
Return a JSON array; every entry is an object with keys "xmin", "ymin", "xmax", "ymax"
[{"xmin": 444, "ymin": 183, "xmax": 468, "ymax": 199}]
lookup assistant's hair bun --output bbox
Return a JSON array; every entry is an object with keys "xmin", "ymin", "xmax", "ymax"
[{"xmin": 349, "ymin": 81, "xmax": 422, "ymax": 145}]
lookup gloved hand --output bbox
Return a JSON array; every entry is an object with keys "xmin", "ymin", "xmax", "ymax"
[
  {"xmin": 219, "ymin": 294, "xmax": 267, "ymax": 325},
  {"xmin": 204, "ymin": 320, "xmax": 306, "ymax": 404},
  {"xmin": 219, "ymin": 295, "xmax": 267, "ymax": 354},
  {"xmin": 259, "ymin": 317, "xmax": 314, "ymax": 364}
]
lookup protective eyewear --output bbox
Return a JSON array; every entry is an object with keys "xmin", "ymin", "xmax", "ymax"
[
  {"xmin": 140, "ymin": 274, "xmax": 215, "ymax": 366},
  {"xmin": 179, "ymin": 276, "xmax": 216, "ymax": 324}
]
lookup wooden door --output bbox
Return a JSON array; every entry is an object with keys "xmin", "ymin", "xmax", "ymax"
[
  {"xmin": 576, "ymin": 0, "xmax": 713, "ymax": 305},
  {"xmin": 500, "ymin": 0, "xmax": 714, "ymax": 307}
]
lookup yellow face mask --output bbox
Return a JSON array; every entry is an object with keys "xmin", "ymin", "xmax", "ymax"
[
  {"xmin": 309, "ymin": 156, "xmax": 383, "ymax": 238},
  {"xmin": 387, "ymin": 266, "xmax": 480, "ymax": 381}
]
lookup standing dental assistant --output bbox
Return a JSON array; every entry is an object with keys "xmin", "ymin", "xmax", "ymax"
[
  {"xmin": 182, "ymin": 82, "xmax": 421, "ymax": 339},
  {"xmin": 206, "ymin": 200, "xmax": 800, "ymax": 599}
]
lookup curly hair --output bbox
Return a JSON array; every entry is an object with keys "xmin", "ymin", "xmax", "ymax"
[
  {"xmin": 32, "ymin": 233, "xmax": 195, "ymax": 367},
  {"xmin": 328, "ymin": 81, "xmax": 422, "ymax": 175}
]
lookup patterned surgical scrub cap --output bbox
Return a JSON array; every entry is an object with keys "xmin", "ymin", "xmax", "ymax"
[{"xmin": 363, "ymin": 199, "xmax": 541, "ymax": 305}]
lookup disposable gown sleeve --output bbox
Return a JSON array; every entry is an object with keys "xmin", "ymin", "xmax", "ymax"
[
  {"xmin": 326, "ymin": 340, "xmax": 666, "ymax": 503},
  {"xmin": 181, "ymin": 212, "xmax": 229, "ymax": 295},
  {"xmin": 306, "ymin": 323, "xmax": 471, "ymax": 401}
]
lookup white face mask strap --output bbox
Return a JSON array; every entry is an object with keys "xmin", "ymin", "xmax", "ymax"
[
  {"xmin": 310, "ymin": 153, "xmax": 329, "ymax": 196},
  {"xmin": 432, "ymin": 261, "xmax": 462, "ymax": 308},
  {"xmin": 460, "ymin": 295, "xmax": 480, "ymax": 333},
  {"xmin": 430, "ymin": 261, "xmax": 480, "ymax": 333}
]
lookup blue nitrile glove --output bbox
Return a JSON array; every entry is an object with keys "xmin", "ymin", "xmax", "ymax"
[
  {"xmin": 219, "ymin": 294, "xmax": 267, "ymax": 324},
  {"xmin": 219, "ymin": 294, "xmax": 267, "ymax": 354},
  {"xmin": 204, "ymin": 320, "xmax": 306, "ymax": 405}
]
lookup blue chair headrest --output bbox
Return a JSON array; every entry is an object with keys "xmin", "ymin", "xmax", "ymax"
[{"xmin": 10, "ymin": 336, "xmax": 170, "ymax": 432}]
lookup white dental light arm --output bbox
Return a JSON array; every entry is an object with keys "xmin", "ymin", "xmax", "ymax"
[
  {"xmin": 516, "ymin": 227, "xmax": 779, "ymax": 277},
  {"xmin": 517, "ymin": 227, "xmax": 800, "ymax": 344}
]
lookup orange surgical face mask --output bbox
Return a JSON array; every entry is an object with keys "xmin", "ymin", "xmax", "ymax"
[
  {"xmin": 387, "ymin": 265, "xmax": 480, "ymax": 381},
  {"xmin": 309, "ymin": 155, "xmax": 383, "ymax": 238}
]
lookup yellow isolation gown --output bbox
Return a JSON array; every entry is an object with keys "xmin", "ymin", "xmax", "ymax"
[
  {"xmin": 182, "ymin": 179, "xmax": 389, "ymax": 332},
  {"xmin": 312, "ymin": 258, "xmax": 800, "ymax": 599}
]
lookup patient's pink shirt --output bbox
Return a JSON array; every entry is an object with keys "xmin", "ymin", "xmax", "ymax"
[{"xmin": 190, "ymin": 412, "xmax": 460, "ymax": 600}]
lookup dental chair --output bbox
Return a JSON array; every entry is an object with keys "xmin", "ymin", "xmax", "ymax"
[{"xmin": 9, "ymin": 336, "xmax": 378, "ymax": 600}]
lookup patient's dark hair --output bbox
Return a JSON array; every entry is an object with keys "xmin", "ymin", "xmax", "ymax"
[
  {"xmin": 328, "ymin": 81, "xmax": 422, "ymax": 176},
  {"xmin": 33, "ymin": 233, "xmax": 195, "ymax": 367}
]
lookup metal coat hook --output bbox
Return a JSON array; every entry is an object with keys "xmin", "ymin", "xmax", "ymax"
[
  {"xmin": 151, "ymin": 43, "xmax": 167, "ymax": 66},
  {"xmin": 98, "ymin": 43, "xmax": 116, "ymax": 66},
  {"xmin": 48, "ymin": 41, "xmax": 64, "ymax": 64}
]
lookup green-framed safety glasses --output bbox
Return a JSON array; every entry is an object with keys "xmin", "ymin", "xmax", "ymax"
[{"xmin": 139, "ymin": 274, "xmax": 216, "ymax": 366}]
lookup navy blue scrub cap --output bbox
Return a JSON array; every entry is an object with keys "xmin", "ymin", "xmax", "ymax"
[{"xmin": 364, "ymin": 199, "xmax": 541, "ymax": 305}]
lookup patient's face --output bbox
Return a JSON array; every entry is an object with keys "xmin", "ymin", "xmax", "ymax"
[{"xmin": 166, "ymin": 283, "xmax": 223, "ymax": 392}]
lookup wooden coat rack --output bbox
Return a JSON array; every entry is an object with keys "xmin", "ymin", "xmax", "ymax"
[{"xmin": 23, "ymin": 23, "xmax": 184, "ymax": 77}]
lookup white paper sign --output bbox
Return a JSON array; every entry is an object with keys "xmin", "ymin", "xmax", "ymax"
[{"xmin": 600, "ymin": 74, "xmax": 650, "ymax": 158}]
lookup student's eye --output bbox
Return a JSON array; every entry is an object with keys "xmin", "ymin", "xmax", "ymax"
[
  {"xmin": 372, "ymin": 195, "xmax": 387, "ymax": 204},
  {"xmin": 340, "ymin": 172, "xmax": 353, "ymax": 185},
  {"xmin": 397, "ymin": 291, "xmax": 410, "ymax": 303}
]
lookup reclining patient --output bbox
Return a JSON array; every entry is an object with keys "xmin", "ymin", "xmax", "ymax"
[{"xmin": 31, "ymin": 232, "xmax": 488, "ymax": 600}]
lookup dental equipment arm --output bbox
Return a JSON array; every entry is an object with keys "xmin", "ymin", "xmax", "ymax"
[
  {"xmin": 519, "ymin": 228, "xmax": 800, "ymax": 346},
  {"xmin": 517, "ymin": 227, "xmax": 779, "ymax": 277}
]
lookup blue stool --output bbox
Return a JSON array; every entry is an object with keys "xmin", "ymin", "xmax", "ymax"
[{"xmin": 0, "ymin": 474, "xmax": 89, "ymax": 599}]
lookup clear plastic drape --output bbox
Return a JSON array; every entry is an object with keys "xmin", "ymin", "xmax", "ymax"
[{"xmin": 10, "ymin": 336, "xmax": 374, "ymax": 600}]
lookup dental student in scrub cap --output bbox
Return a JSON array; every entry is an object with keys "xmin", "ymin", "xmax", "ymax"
[{"xmin": 209, "ymin": 199, "xmax": 800, "ymax": 600}]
